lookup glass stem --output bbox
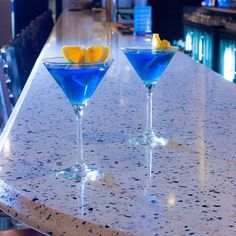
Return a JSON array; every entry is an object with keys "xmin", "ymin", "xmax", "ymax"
[
  {"xmin": 76, "ymin": 113, "xmax": 86, "ymax": 170},
  {"xmin": 146, "ymin": 85, "xmax": 154, "ymax": 136}
]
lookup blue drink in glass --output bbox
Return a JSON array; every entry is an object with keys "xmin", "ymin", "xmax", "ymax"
[
  {"xmin": 47, "ymin": 64, "xmax": 109, "ymax": 107},
  {"xmin": 122, "ymin": 46, "xmax": 178, "ymax": 146},
  {"xmin": 123, "ymin": 48, "xmax": 175, "ymax": 84},
  {"xmin": 43, "ymin": 57, "xmax": 113, "ymax": 181}
]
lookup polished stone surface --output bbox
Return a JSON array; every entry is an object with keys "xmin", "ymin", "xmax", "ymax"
[{"xmin": 0, "ymin": 10, "xmax": 235, "ymax": 236}]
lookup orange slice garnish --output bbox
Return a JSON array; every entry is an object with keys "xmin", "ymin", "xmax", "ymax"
[
  {"xmin": 62, "ymin": 46, "xmax": 110, "ymax": 63},
  {"xmin": 62, "ymin": 46, "xmax": 85, "ymax": 63},
  {"xmin": 99, "ymin": 46, "xmax": 110, "ymax": 62},
  {"xmin": 84, "ymin": 46, "xmax": 103, "ymax": 63},
  {"xmin": 157, "ymin": 39, "xmax": 171, "ymax": 49},
  {"xmin": 152, "ymin": 33, "xmax": 161, "ymax": 48},
  {"xmin": 84, "ymin": 46, "xmax": 110, "ymax": 63},
  {"xmin": 152, "ymin": 33, "xmax": 171, "ymax": 50}
]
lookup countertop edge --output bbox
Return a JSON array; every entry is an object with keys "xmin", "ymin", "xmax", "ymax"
[{"xmin": 0, "ymin": 179, "xmax": 133, "ymax": 236}]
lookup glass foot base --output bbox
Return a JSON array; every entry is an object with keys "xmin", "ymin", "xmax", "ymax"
[
  {"xmin": 129, "ymin": 134, "xmax": 168, "ymax": 147},
  {"xmin": 56, "ymin": 164, "xmax": 104, "ymax": 182}
]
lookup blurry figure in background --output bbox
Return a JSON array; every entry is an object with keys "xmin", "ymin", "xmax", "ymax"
[{"xmin": 147, "ymin": 0, "xmax": 202, "ymax": 41}]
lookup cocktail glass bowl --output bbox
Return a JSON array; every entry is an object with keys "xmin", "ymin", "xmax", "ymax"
[
  {"xmin": 122, "ymin": 46, "xmax": 178, "ymax": 147},
  {"xmin": 43, "ymin": 57, "xmax": 114, "ymax": 181}
]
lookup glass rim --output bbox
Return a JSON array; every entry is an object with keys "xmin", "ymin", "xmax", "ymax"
[
  {"xmin": 121, "ymin": 45, "xmax": 179, "ymax": 53},
  {"xmin": 42, "ymin": 57, "xmax": 114, "ymax": 66}
]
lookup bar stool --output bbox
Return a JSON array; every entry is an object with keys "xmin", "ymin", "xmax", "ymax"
[
  {"xmin": 34, "ymin": 11, "xmax": 54, "ymax": 51},
  {"xmin": 8, "ymin": 11, "xmax": 54, "ymax": 90},
  {"xmin": 0, "ymin": 56, "xmax": 12, "ymax": 131},
  {"xmin": 44, "ymin": 11, "xmax": 54, "ymax": 38},
  {"xmin": 9, "ymin": 29, "xmax": 35, "ymax": 88},
  {"xmin": 0, "ymin": 10, "xmax": 54, "ymax": 113},
  {"xmin": 28, "ymin": 20, "xmax": 43, "ymax": 58},
  {"xmin": 0, "ymin": 46, "xmax": 21, "ymax": 105}
]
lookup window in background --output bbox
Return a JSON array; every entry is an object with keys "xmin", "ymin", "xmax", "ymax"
[
  {"xmin": 220, "ymin": 39, "xmax": 236, "ymax": 82},
  {"xmin": 184, "ymin": 26, "xmax": 214, "ymax": 68}
]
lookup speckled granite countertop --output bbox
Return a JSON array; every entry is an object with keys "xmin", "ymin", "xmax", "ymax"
[{"xmin": 0, "ymin": 10, "xmax": 235, "ymax": 236}]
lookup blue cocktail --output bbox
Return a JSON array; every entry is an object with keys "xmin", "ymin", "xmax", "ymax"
[
  {"xmin": 47, "ymin": 62, "xmax": 110, "ymax": 108},
  {"xmin": 122, "ymin": 46, "xmax": 178, "ymax": 146},
  {"xmin": 124, "ymin": 50, "xmax": 175, "ymax": 84},
  {"xmin": 43, "ymin": 57, "xmax": 114, "ymax": 181}
]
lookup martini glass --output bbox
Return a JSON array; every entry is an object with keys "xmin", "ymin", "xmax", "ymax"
[
  {"xmin": 122, "ymin": 46, "xmax": 178, "ymax": 146},
  {"xmin": 43, "ymin": 57, "xmax": 114, "ymax": 181}
]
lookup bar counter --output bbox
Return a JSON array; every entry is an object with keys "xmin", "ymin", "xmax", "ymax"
[{"xmin": 0, "ymin": 10, "xmax": 236, "ymax": 236}]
